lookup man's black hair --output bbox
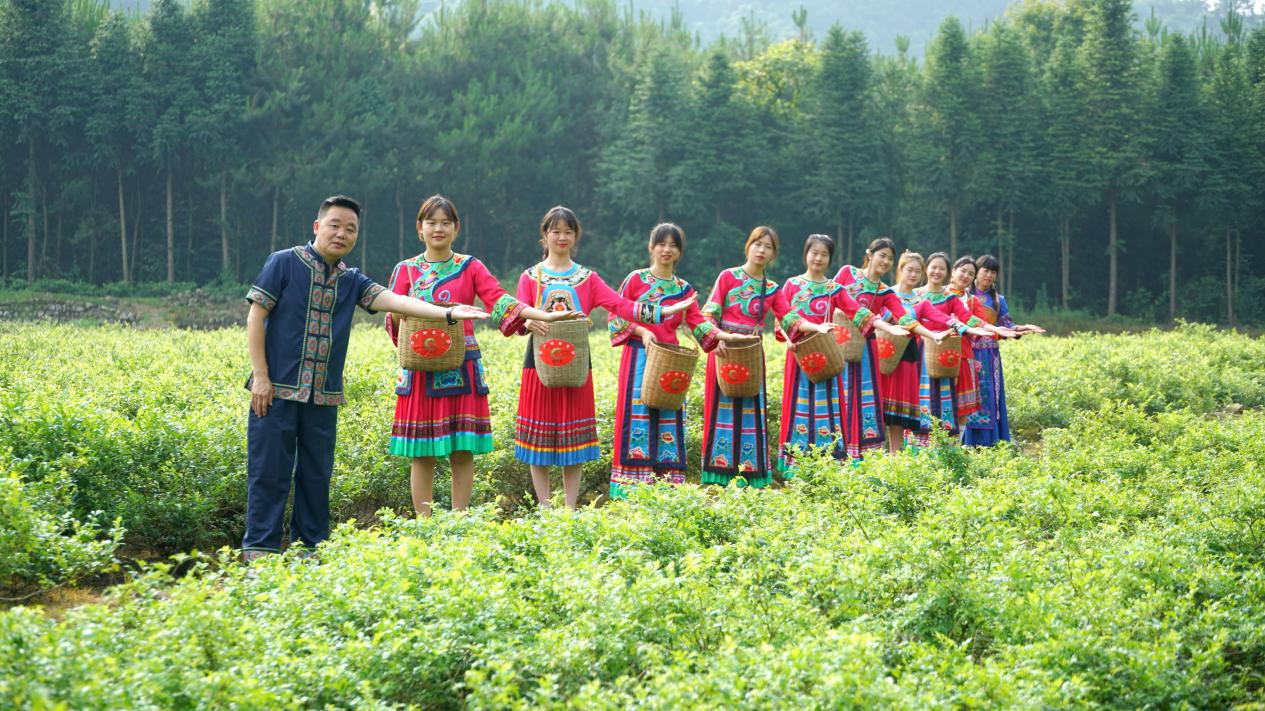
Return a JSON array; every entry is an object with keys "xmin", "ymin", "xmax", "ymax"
[{"xmin": 318, "ymin": 195, "xmax": 361, "ymax": 219}]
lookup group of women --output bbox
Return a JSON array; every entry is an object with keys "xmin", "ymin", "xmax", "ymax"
[{"xmin": 385, "ymin": 195, "xmax": 1043, "ymax": 514}]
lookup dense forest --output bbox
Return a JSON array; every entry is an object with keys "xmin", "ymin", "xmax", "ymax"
[
  {"xmin": 3, "ymin": 0, "xmax": 1264, "ymax": 323},
  {"xmin": 106, "ymin": 0, "xmax": 1264, "ymax": 54}
]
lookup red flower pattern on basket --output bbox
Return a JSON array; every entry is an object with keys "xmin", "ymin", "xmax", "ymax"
[
  {"xmin": 538, "ymin": 339, "xmax": 576, "ymax": 366},
  {"xmin": 719, "ymin": 363, "xmax": 750, "ymax": 385},
  {"xmin": 876, "ymin": 338, "xmax": 896, "ymax": 359},
  {"xmin": 799, "ymin": 352, "xmax": 827, "ymax": 375},
  {"xmin": 410, "ymin": 328, "xmax": 453, "ymax": 358},
  {"xmin": 834, "ymin": 328, "xmax": 851, "ymax": 344},
  {"xmin": 658, "ymin": 370, "xmax": 691, "ymax": 394},
  {"xmin": 937, "ymin": 349, "xmax": 961, "ymax": 368}
]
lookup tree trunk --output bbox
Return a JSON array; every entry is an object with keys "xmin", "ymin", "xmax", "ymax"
[
  {"xmin": 117, "ymin": 166, "xmax": 130, "ymax": 286},
  {"xmin": 40, "ymin": 182, "xmax": 48, "ymax": 267},
  {"xmin": 129, "ymin": 180, "xmax": 141, "ymax": 280},
  {"xmin": 995, "ymin": 207, "xmax": 1004, "ymax": 293},
  {"xmin": 167, "ymin": 168, "xmax": 175, "ymax": 283},
  {"xmin": 395, "ymin": 187, "xmax": 404, "ymax": 262},
  {"xmin": 847, "ymin": 214, "xmax": 855, "ymax": 267},
  {"xmin": 27, "ymin": 142, "xmax": 37, "ymax": 284},
  {"xmin": 1168, "ymin": 210, "xmax": 1177, "ymax": 322},
  {"xmin": 835, "ymin": 209, "xmax": 843, "ymax": 268},
  {"xmin": 220, "ymin": 172, "xmax": 230, "ymax": 278},
  {"xmin": 2, "ymin": 195, "xmax": 8, "ymax": 281},
  {"xmin": 270, "ymin": 184, "xmax": 280, "ymax": 253},
  {"xmin": 1225, "ymin": 226, "xmax": 1235, "ymax": 326},
  {"xmin": 1107, "ymin": 187, "xmax": 1118, "ymax": 316},
  {"xmin": 1234, "ymin": 227, "xmax": 1241, "ymax": 316},
  {"xmin": 949, "ymin": 205, "xmax": 958, "ymax": 261},
  {"xmin": 1060, "ymin": 216, "xmax": 1070, "ymax": 310},
  {"xmin": 186, "ymin": 183, "xmax": 193, "ymax": 278},
  {"xmin": 360, "ymin": 213, "xmax": 367, "ymax": 271},
  {"xmin": 1007, "ymin": 209, "xmax": 1016, "ymax": 297},
  {"xmin": 55, "ymin": 213, "xmax": 62, "ymax": 275}
]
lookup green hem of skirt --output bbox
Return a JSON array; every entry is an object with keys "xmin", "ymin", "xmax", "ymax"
[
  {"xmin": 389, "ymin": 435, "xmax": 494, "ymax": 458},
  {"xmin": 701, "ymin": 471, "xmax": 772, "ymax": 488}
]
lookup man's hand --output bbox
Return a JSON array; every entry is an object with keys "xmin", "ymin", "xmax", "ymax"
[
  {"xmin": 251, "ymin": 375, "xmax": 275, "ymax": 418},
  {"xmin": 450, "ymin": 304, "xmax": 490, "ymax": 320}
]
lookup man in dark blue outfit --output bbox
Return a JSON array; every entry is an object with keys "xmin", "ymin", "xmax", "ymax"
[{"xmin": 242, "ymin": 195, "xmax": 487, "ymax": 561}]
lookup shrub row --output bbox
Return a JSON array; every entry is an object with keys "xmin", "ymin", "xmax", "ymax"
[
  {"xmin": 1, "ymin": 403, "xmax": 1262, "ymax": 707},
  {"xmin": 0, "ymin": 322, "xmax": 1260, "ymax": 556}
]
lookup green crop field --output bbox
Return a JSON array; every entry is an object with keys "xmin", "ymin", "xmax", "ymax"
[{"xmin": 2, "ymin": 322, "xmax": 1264, "ymax": 708}]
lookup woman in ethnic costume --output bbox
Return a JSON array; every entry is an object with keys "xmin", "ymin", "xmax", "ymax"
[
  {"xmin": 879, "ymin": 251, "xmax": 958, "ymax": 451},
  {"xmin": 914, "ymin": 252, "xmax": 1000, "ymax": 438},
  {"xmin": 516, "ymin": 207, "xmax": 695, "ymax": 508},
  {"xmin": 832, "ymin": 238, "xmax": 915, "ymax": 459},
  {"xmin": 776, "ymin": 235, "xmax": 908, "ymax": 473},
  {"xmin": 607, "ymin": 224, "xmax": 755, "ymax": 499},
  {"xmin": 385, "ymin": 195, "xmax": 581, "ymax": 516},
  {"xmin": 700, "ymin": 226, "xmax": 837, "ymax": 488},
  {"xmin": 962, "ymin": 254, "xmax": 1043, "ymax": 447}
]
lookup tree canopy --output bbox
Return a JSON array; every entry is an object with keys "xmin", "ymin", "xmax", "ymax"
[{"xmin": 3, "ymin": 0, "xmax": 1264, "ymax": 324}]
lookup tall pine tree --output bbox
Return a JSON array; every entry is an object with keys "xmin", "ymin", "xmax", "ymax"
[
  {"xmin": 1079, "ymin": 0, "xmax": 1151, "ymax": 315},
  {"xmin": 1149, "ymin": 32, "xmax": 1208, "ymax": 321},
  {"xmin": 807, "ymin": 26, "xmax": 884, "ymax": 264}
]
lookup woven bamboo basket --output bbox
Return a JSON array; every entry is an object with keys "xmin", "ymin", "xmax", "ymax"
[
  {"xmin": 639, "ymin": 328, "xmax": 700, "ymax": 411},
  {"xmin": 876, "ymin": 331, "xmax": 910, "ymax": 376},
  {"xmin": 830, "ymin": 312, "xmax": 866, "ymax": 363},
  {"xmin": 789, "ymin": 329, "xmax": 845, "ymax": 384},
  {"xmin": 924, "ymin": 334, "xmax": 962, "ymax": 380},
  {"xmin": 397, "ymin": 314, "xmax": 465, "ymax": 372},
  {"xmin": 714, "ymin": 339, "xmax": 764, "ymax": 398},
  {"xmin": 533, "ymin": 318, "xmax": 592, "ymax": 388}
]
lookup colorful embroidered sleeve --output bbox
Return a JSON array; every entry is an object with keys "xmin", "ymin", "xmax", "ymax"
[
  {"xmin": 608, "ymin": 271, "xmax": 641, "ymax": 347},
  {"xmin": 997, "ymin": 294, "xmax": 1017, "ymax": 329},
  {"xmin": 949, "ymin": 295, "xmax": 983, "ymax": 329},
  {"xmin": 591, "ymin": 272, "xmax": 662, "ymax": 324},
  {"xmin": 880, "ymin": 291, "xmax": 917, "ymax": 328},
  {"xmin": 702, "ymin": 271, "xmax": 728, "ymax": 326},
  {"xmin": 245, "ymin": 250, "xmax": 287, "ymax": 312},
  {"xmin": 470, "ymin": 258, "xmax": 528, "ymax": 336},
  {"xmin": 682, "ymin": 297, "xmax": 720, "ymax": 352},
  {"xmin": 832, "ymin": 287, "xmax": 872, "ymax": 328},
  {"xmin": 383, "ymin": 261, "xmax": 414, "ymax": 346},
  {"xmin": 769, "ymin": 284, "xmax": 804, "ymax": 337},
  {"xmin": 914, "ymin": 299, "xmax": 951, "ymax": 330}
]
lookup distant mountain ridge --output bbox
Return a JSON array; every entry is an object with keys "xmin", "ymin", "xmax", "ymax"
[{"xmin": 108, "ymin": 0, "xmax": 1257, "ymax": 56}]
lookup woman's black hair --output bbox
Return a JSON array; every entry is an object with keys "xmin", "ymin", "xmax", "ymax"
[
  {"xmin": 416, "ymin": 194, "xmax": 459, "ymax": 226},
  {"xmin": 648, "ymin": 223, "xmax": 685, "ymax": 252},
  {"xmin": 539, "ymin": 205, "xmax": 581, "ymax": 258},
  {"xmin": 975, "ymin": 254, "xmax": 1001, "ymax": 301},
  {"xmin": 925, "ymin": 251, "xmax": 951, "ymax": 274},
  {"xmin": 861, "ymin": 237, "xmax": 897, "ymax": 271},
  {"xmin": 803, "ymin": 234, "xmax": 835, "ymax": 264}
]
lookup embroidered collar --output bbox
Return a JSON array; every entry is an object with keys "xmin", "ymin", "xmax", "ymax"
[
  {"xmin": 300, "ymin": 242, "xmax": 349, "ymax": 276},
  {"xmin": 541, "ymin": 262, "xmax": 580, "ymax": 277}
]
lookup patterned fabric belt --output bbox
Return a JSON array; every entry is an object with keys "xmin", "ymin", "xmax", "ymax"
[{"xmin": 718, "ymin": 320, "xmax": 760, "ymax": 336}]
